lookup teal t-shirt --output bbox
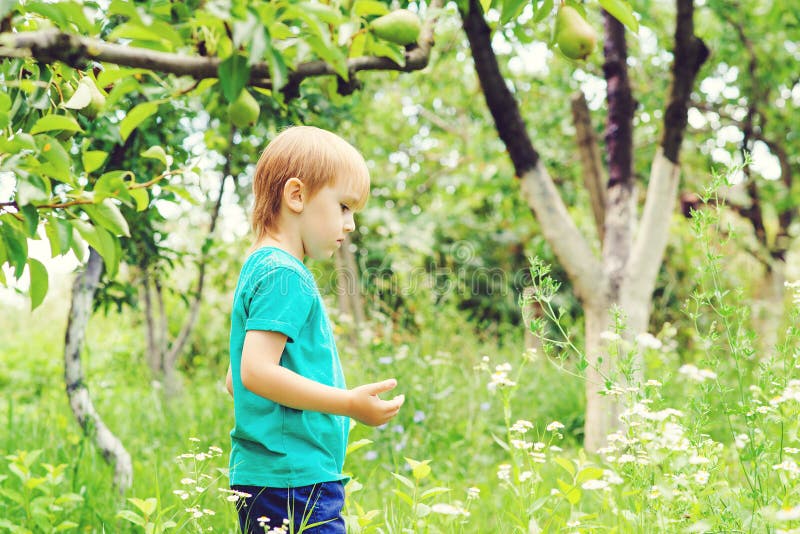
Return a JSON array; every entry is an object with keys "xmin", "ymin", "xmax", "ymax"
[{"xmin": 228, "ymin": 247, "xmax": 349, "ymax": 487}]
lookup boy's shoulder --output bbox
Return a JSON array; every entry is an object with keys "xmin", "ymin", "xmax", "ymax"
[{"xmin": 241, "ymin": 247, "xmax": 314, "ymax": 288}]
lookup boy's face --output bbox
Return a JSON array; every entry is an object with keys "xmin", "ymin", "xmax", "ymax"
[{"xmin": 299, "ymin": 179, "xmax": 361, "ymax": 260}]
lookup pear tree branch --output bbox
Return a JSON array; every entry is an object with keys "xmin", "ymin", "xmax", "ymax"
[{"xmin": 0, "ymin": 0, "xmax": 442, "ymax": 95}]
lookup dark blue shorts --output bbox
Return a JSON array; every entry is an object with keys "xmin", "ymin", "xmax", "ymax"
[{"xmin": 232, "ymin": 481, "xmax": 346, "ymax": 533}]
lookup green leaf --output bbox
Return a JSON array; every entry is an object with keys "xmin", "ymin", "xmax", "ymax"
[
  {"xmin": 129, "ymin": 188, "xmax": 149, "ymax": 212},
  {"xmin": 391, "ymin": 489, "xmax": 414, "ymax": 506},
  {"xmin": 38, "ymin": 136, "xmax": 74, "ymax": 184},
  {"xmin": 406, "ymin": 458, "xmax": 432, "ymax": 481},
  {"xmin": 479, "ymin": 0, "xmax": 491, "ymax": 15},
  {"xmin": 298, "ymin": 2, "xmax": 344, "ymax": 25},
  {"xmin": 391, "ymin": 472, "xmax": 415, "ymax": 490},
  {"xmin": 95, "ymin": 170, "xmax": 134, "ymax": 201},
  {"xmin": 533, "ymin": 0, "xmax": 554, "ymax": 24},
  {"xmin": 54, "ymin": 521, "xmax": 79, "ymax": 532},
  {"xmin": 28, "ymin": 257, "xmax": 48, "ymax": 310},
  {"xmin": 116, "ymin": 510, "xmax": 146, "ymax": 527},
  {"xmin": 74, "ymin": 220, "xmax": 118, "ymax": 277},
  {"xmin": 20, "ymin": 204, "xmax": 39, "ymax": 237},
  {"xmin": 500, "ymin": 0, "xmax": 528, "ymax": 25},
  {"xmin": 218, "ymin": 54, "xmax": 251, "ymax": 103},
  {"xmin": 30, "ymin": 114, "xmax": 83, "ymax": 135},
  {"xmin": 119, "ymin": 102, "xmax": 160, "ymax": 142},
  {"xmin": 420, "ymin": 487, "xmax": 451, "ymax": 501},
  {"xmin": 598, "ymin": 0, "xmax": 639, "ymax": 33},
  {"xmin": 141, "ymin": 146, "xmax": 168, "ymax": 167},
  {"xmin": 82, "ymin": 150, "xmax": 108, "ymax": 174},
  {"xmin": 345, "ymin": 439, "xmax": 373, "ymax": 455},
  {"xmin": 45, "ymin": 218, "xmax": 73, "ymax": 256},
  {"xmin": 576, "ymin": 466, "xmax": 605, "ymax": 484},
  {"xmin": 82, "ymin": 200, "xmax": 130, "ymax": 237},
  {"xmin": 353, "ymin": 0, "xmax": 389, "ymax": 17},
  {"xmin": 554, "ymin": 456, "xmax": 576, "ymax": 477},
  {"xmin": 16, "ymin": 174, "xmax": 51, "ymax": 206},
  {"xmin": 1, "ymin": 221, "xmax": 28, "ymax": 278},
  {"xmin": 306, "ymin": 34, "xmax": 348, "ymax": 79},
  {"xmin": 350, "ymin": 32, "xmax": 366, "ymax": 58},
  {"xmin": 367, "ymin": 39, "xmax": 405, "ymax": 67},
  {"xmin": 128, "ymin": 497, "xmax": 158, "ymax": 517}
]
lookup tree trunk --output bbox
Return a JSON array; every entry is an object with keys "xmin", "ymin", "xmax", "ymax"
[
  {"xmin": 752, "ymin": 261, "xmax": 787, "ymax": 353},
  {"xmin": 64, "ymin": 248, "xmax": 132, "ymax": 492}
]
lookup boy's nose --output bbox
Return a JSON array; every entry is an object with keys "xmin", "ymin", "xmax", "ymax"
[{"xmin": 343, "ymin": 213, "xmax": 355, "ymax": 232}]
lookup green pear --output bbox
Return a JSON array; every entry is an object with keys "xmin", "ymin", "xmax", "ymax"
[
  {"xmin": 369, "ymin": 9, "xmax": 421, "ymax": 46},
  {"xmin": 227, "ymin": 89, "xmax": 260, "ymax": 128},
  {"xmin": 555, "ymin": 6, "xmax": 597, "ymax": 60},
  {"xmin": 70, "ymin": 77, "xmax": 106, "ymax": 119}
]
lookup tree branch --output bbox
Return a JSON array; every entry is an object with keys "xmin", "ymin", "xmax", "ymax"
[
  {"xmin": 661, "ymin": 0, "xmax": 709, "ymax": 162},
  {"xmin": 460, "ymin": 0, "xmax": 602, "ymax": 304},
  {"xmin": 627, "ymin": 0, "xmax": 708, "ymax": 303},
  {"xmin": 64, "ymin": 248, "xmax": 132, "ymax": 492},
  {"xmin": 570, "ymin": 91, "xmax": 606, "ymax": 243},
  {"xmin": 0, "ymin": 1, "xmax": 442, "ymax": 94},
  {"xmin": 165, "ymin": 129, "xmax": 233, "ymax": 369},
  {"xmin": 601, "ymin": 11, "xmax": 635, "ymax": 293}
]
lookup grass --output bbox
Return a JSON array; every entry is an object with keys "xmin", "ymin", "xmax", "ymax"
[{"xmin": 2, "ymin": 187, "xmax": 800, "ymax": 532}]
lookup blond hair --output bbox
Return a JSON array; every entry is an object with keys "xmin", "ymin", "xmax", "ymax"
[{"xmin": 251, "ymin": 126, "xmax": 370, "ymax": 240}]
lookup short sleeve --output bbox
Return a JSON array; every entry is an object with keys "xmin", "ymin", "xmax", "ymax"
[{"xmin": 245, "ymin": 267, "xmax": 316, "ymax": 342}]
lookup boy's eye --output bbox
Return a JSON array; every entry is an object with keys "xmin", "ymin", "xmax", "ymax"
[{"xmin": 340, "ymin": 204, "xmax": 350, "ymax": 213}]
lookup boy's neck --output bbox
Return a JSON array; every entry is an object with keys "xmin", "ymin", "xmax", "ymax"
[{"xmin": 254, "ymin": 233, "xmax": 304, "ymax": 262}]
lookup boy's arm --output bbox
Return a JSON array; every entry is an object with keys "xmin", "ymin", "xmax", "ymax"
[
  {"xmin": 225, "ymin": 365, "xmax": 233, "ymax": 397},
  {"xmin": 241, "ymin": 329, "xmax": 404, "ymax": 426}
]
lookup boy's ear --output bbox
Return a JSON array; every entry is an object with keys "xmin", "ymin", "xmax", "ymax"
[{"xmin": 283, "ymin": 177, "xmax": 305, "ymax": 213}]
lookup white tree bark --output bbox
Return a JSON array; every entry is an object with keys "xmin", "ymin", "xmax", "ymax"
[
  {"xmin": 64, "ymin": 249, "xmax": 132, "ymax": 492},
  {"xmin": 627, "ymin": 150, "xmax": 681, "ymax": 305},
  {"xmin": 518, "ymin": 161, "xmax": 603, "ymax": 307}
]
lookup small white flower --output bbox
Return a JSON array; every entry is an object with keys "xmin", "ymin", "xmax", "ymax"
[
  {"xmin": 617, "ymin": 454, "xmax": 636, "ymax": 464},
  {"xmin": 546, "ymin": 421, "xmax": 565, "ymax": 432},
  {"xmin": 637, "ymin": 332, "xmax": 663, "ymax": 350},
  {"xmin": 467, "ymin": 487, "xmax": 480, "ymax": 500},
  {"xmin": 581, "ymin": 479, "xmax": 609, "ymax": 490},
  {"xmin": 431, "ymin": 503, "xmax": 468, "ymax": 516},
  {"xmin": 645, "ymin": 379, "xmax": 663, "ymax": 387},
  {"xmin": 180, "ymin": 478, "xmax": 196, "ymax": 485},
  {"xmin": 600, "ymin": 331, "xmax": 621, "ymax": 341},
  {"xmin": 510, "ymin": 420, "xmax": 534, "ymax": 433},
  {"xmin": 693, "ymin": 470, "xmax": 709, "ymax": 485},
  {"xmin": 519, "ymin": 471, "xmax": 533, "ymax": 482},
  {"xmin": 776, "ymin": 505, "xmax": 800, "ymax": 520},
  {"xmin": 785, "ymin": 447, "xmax": 800, "ymax": 454},
  {"xmin": 497, "ymin": 464, "xmax": 512, "ymax": 482}
]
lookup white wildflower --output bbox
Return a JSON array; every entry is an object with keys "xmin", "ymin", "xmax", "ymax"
[
  {"xmin": 637, "ymin": 333, "xmax": 663, "ymax": 350},
  {"xmin": 431, "ymin": 503, "xmax": 468, "ymax": 516},
  {"xmin": 546, "ymin": 421, "xmax": 565, "ymax": 432},
  {"xmin": 581, "ymin": 479, "xmax": 609, "ymax": 490},
  {"xmin": 600, "ymin": 331, "xmax": 621, "ymax": 341},
  {"xmin": 693, "ymin": 470, "xmax": 709, "ymax": 485}
]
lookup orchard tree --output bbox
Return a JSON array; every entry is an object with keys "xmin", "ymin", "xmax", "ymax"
[
  {"xmin": 0, "ymin": 0, "xmax": 441, "ymax": 490},
  {"xmin": 458, "ymin": 0, "xmax": 708, "ymax": 451}
]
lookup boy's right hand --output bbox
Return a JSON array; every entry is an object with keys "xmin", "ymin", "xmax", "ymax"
[{"xmin": 347, "ymin": 378, "xmax": 405, "ymax": 426}]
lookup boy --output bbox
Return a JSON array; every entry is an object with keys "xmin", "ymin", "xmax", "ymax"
[{"xmin": 225, "ymin": 126, "xmax": 404, "ymax": 534}]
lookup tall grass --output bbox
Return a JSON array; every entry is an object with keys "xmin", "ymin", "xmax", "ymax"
[{"xmin": 2, "ymin": 173, "xmax": 799, "ymax": 532}]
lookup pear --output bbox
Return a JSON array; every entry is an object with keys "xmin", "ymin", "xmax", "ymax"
[
  {"xmin": 227, "ymin": 89, "xmax": 260, "ymax": 128},
  {"xmin": 66, "ymin": 77, "xmax": 106, "ymax": 119},
  {"xmin": 555, "ymin": 6, "xmax": 597, "ymax": 61},
  {"xmin": 369, "ymin": 9, "xmax": 421, "ymax": 46}
]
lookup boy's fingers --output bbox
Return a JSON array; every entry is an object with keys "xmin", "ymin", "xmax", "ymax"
[{"xmin": 364, "ymin": 378, "xmax": 397, "ymax": 396}]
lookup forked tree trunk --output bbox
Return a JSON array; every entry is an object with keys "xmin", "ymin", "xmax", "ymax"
[
  {"xmin": 64, "ymin": 248, "xmax": 132, "ymax": 492},
  {"xmin": 462, "ymin": 0, "xmax": 707, "ymax": 451}
]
